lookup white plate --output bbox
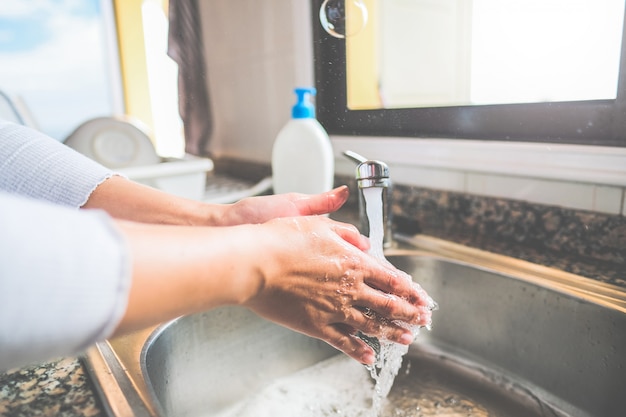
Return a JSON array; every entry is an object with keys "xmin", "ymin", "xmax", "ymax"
[{"xmin": 64, "ymin": 116, "xmax": 160, "ymax": 169}]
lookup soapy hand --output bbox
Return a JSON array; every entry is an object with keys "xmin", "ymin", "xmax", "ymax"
[{"xmin": 240, "ymin": 216, "xmax": 435, "ymax": 365}]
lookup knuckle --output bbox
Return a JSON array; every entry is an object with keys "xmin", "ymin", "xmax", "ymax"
[
  {"xmin": 342, "ymin": 307, "xmax": 360, "ymax": 323},
  {"xmin": 386, "ymin": 273, "xmax": 403, "ymax": 291},
  {"xmin": 381, "ymin": 294, "xmax": 398, "ymax": 316},
  {"xmin": 362, "ymin": 317, "xmax": 383, "ymax": 335},
  {"xmin": 340, "ymin": 254, "xmax": 361, "ymax": 271},
  {"xmin": 332, "ymin": 333, "xmax": 352, "ymax": 350}
]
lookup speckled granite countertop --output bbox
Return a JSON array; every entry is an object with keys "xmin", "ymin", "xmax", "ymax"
[{"xmin": 0, "ymin": 357, "xmax": 104, "ymax": 417}]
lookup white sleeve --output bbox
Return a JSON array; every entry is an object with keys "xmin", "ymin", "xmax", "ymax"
[
  {"xmin": 0, "ymin": 192, "xmax": 132, "ymax": 371},
  {"xmin": 0, "ymin": 119, "xmax": 114, "ymax": 208}
]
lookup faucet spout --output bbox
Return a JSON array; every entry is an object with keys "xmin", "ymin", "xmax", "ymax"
[{"xmin": 342, "ymin": 151, "xmax": 393, "ymax": 248}]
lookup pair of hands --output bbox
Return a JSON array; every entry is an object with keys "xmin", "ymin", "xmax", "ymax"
[
  {"xmin": 221, "ymin": 186, "xmax": 435, "ymax": 364},
  {"xmin": 102, "ymin": 179, "xmax": 434, "ymax": 365}
]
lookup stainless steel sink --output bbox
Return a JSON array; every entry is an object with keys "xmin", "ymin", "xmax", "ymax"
[{"xmin": 84, "ymin": 235, "xmax": 626, "ymax": 417}]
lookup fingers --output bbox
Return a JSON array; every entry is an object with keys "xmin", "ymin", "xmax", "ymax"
[
  {"xmin": 292, "ymin": 185, "xmax": 350, "ymax": 216},
  {"xmin": 315, "ymin": 298, "xmax": 426, "ymax": 365},
  {"xmin": 353, "ymin": 305, "xmax": 416, "ymax": 344},
  {"xmin": 364, "ymin": 261, "xmax": 436, "ymax": 309},
  {"xmin": 327, "ymin": 219, "xmax": 434, "ymax": 317},
  {"xmin": 332, "ymin": 221, "xmax": 370, "ymax": 252},
  {"xmin": 322, "ymin": 303, "xmax": 422, "ymax": 365},
  {"xmin": 322, "ymin": 323, "xmax": 377, "ymax": 365},
  {"xmin": 359, "ymin": 290, "xmax": 433, "ymax": 328},
  {"xmin": 329, "ymin": 252, "xmax": 435, "ymax": 347}
]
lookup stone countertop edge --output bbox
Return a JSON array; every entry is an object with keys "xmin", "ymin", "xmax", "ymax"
[{"xmin": 0, "ymin": 356, "xmax": 104, "ymax": 417}]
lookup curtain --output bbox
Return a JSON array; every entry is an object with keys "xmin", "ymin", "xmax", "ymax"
[{"xmin": 167, "ymin": 0, "xmax": 212, "ymax": 156}]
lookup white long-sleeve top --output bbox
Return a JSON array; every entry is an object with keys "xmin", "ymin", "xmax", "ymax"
[{"xmin": 0, "ymin": 120, "xmax": 132, "ymax": 371}]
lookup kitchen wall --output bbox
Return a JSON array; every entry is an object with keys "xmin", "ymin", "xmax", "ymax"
[
  {"xmin": 198, "ymin": 0, "xmax": 314, "ymax": 163},
  {"xmin": 197, "ymin": 0, "xmax": 625, "ymax": 281}
]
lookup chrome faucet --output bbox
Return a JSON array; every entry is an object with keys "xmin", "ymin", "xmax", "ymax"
[{"xmin": 343, "ymin": 150, "xmax": 393, "ymax": 248}]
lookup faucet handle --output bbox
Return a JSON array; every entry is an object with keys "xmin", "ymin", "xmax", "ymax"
[{"xmin": 343, "ymin": 150, "xmax": 368, "ymax": 165}]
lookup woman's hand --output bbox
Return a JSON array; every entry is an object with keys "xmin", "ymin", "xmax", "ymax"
[
  {"xmin": 216, "ymin": 185, "xmax": 350, "ymax": 225},
  {"xmin": 84, "ymin": 175, "xmax": 350, "ymax": 226},
  {"xmin": 240, "ymin": 216, "xmax": 435, "ymax": 365}
]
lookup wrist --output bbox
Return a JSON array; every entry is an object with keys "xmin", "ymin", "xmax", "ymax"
[
  {"xmin": 208, "ymin": 223, "xmax": 268, "ymax": 305},
  {"xmin": 179, "ymin": 200, "xmax": 225, "ymax": 226}
]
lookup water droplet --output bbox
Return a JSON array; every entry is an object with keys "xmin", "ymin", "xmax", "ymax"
[
  {"xmin": 445, "ymin": 395, "xmax": 458, "ymax": 406},
  {"xmin": 319, "ymin": 0, "xmax": 368, "ymax": 39}
]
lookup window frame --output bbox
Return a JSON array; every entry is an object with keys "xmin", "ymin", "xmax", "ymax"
[{"xmin": 311, "ymin": 0, "xmax": 626, "ymax": 147}]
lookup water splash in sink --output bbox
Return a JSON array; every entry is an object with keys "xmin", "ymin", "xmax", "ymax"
[
  {"xmin": 213, "ymin": 355, "xmax": 373, "ymax": 417},
  {"xmin": 210, "ymin": 350, "xmax": 550, "ymax": 417}
]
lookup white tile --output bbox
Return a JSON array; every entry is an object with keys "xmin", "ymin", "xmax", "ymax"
[
  {"xmin": 593, "ymin": 186, "xmax": 623, "ymax": 215},
  {"xmin": 392, "ymin": 165, "xmax": 466, "ymax": 193}
]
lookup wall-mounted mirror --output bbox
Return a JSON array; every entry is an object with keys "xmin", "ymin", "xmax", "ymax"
[{"xmin": 313, "ymin": 0, "xmax": 626, "ymax": 146}]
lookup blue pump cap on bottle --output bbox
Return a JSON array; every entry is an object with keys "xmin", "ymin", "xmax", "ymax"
[{"xmin": 291, "ymin": 87, "xmax": 316, "ymax": 119}]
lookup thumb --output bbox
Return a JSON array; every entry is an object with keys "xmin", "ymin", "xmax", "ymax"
[
  {"xmin": 293, "ymin": 185, "xmax": 350, "ymax": 216},
  {"xmin": 332, "ymin": 221, "xmax": 370, "ymax": 252}
]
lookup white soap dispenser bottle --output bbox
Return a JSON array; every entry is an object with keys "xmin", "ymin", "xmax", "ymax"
[{"xmin": 271, "ymin": 87, "xmax": 334, "ymax": 195}]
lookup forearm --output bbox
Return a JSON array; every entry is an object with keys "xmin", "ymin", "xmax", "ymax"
[
  {"xmin": 112, "ymin": 220, "xmax": 262, "ymax": 335},
  {"xmin": 82, "ymin": 175, "xmax": 229, "ymax": 226}
]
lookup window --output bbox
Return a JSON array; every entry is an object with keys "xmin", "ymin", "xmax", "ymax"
[
  {"xmin": 312, "ymin": 0, "xmax": 626, "ymax": 147},
  {"xmin": 0, "ymin": 0, "xmax": 183, "ymax": 156},
  {"xmin": 0, "ymin": 0, "xmax": 122, "ymax": 140}
]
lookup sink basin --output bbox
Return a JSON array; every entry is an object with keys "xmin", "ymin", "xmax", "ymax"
[{"xmin": 84, "ymin": 235, "xmax": 626, "ymax": 417}]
